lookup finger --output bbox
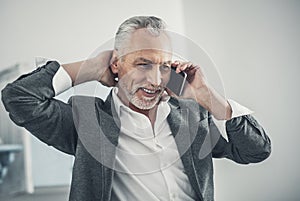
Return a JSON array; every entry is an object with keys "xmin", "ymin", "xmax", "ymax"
[
  {"xmin": 175, "ymin": 62, "xmax": 185, "ymax": 73},
  {"xmin": 171, "ymin": 61, "xmax": 181, "ymax": 73},
  {"xmin": 181, "ymin": 62, "xmax": 193, "ymax": 72},
  {"xmin": 99, "ymin": 65, "xmax": 118, "ymax": 87},
  {"xmin": 175, "ymin": 62, "xmax": 194, "ymax": 73},
  {"xmin": 171, "ymin": 60, "xmax": 180, "ymax": 67}
]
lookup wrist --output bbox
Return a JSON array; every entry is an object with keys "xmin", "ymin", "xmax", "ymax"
[{"xmin": 194, "ymin": 86, "xmax": 232, "ymax": 120}]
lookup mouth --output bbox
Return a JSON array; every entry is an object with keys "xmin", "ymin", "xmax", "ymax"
[{"xmin": 139, "ymin": 87, "xmax": 162, "ymax": 98}]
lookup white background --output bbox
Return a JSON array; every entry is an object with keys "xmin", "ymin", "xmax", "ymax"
[{"xmin": 1, "ymin": 0, "xmax": 299, "ymax": 200}]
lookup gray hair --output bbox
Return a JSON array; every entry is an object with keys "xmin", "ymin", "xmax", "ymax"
[{"xmin": 114, "ymin": 16, "xmax": 167, "ymax": 51}]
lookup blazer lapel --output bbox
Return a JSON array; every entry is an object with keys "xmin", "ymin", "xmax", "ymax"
[
  {"xmin": 99, "ymin": 92, "xmax": 121, "ymax": 146},
  {"xmin": 96, "ymin": 92, "xmax": 122, "ymax": 200},
  {"xmin": 167, "ymin": 97, "xmax": 204, "ymax": 200}
]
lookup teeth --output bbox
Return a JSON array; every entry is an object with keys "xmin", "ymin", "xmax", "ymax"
[{"xmin": 142, "ymin": 88, "xmax": 156, "ymax": 94}]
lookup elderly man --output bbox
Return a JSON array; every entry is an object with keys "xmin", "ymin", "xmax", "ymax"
[{"xmin": 1, "ymin": 16, "xmax": 271, "ymax": 201}]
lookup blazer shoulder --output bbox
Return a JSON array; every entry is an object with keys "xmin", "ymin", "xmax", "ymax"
[{"xmin": 68, "ymin": 95, "xmax": 105, "ymax": 106}]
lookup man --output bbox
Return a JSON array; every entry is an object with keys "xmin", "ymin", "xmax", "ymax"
[{"xmin": 1, "ymin": 16, "xmax": 271, "ymax": 201}]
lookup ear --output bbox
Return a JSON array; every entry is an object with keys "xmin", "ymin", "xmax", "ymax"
[{"xmin": 110, "ymin": 50, "xmax": 119, "ymax": 74}]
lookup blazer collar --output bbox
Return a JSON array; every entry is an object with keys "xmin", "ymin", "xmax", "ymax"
[{"xmin": 167, "ymin": 96, "xmax": 204, "ymax": 200}]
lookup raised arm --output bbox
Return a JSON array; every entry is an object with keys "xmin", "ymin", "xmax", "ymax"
[
  {"xmin": 1, "ymin": 61, "xmax": 77, "ymax": 154},
  {"xmin": 170, "ymin": 61, "xmax": 271, "ymax": 163},
  {"xmin": 62, "ymin": 50, "xmax": 117, "ymax": 87},
  {"xmin": 1, "ymin": 51, "xmax": 116, "ymax": 155}
]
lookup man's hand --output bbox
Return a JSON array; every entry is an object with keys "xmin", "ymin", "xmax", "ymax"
[
  {"xmin": 170, "ymin": 61, "xmax": 232, "ymax": 120},
  {"xmin": 62, "ymin": 50, "xmax": 117, "ymax": 87}
]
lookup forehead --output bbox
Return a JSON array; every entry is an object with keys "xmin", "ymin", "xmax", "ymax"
[
  {"xmin": 122, "ymin": 49, "xmax": 172, "ymax": 63},
  {"xmin": 120, "ymin": 28, "xmax": 173, "ymax": 57}
]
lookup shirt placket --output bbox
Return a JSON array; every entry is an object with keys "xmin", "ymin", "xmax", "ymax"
[{"xmin": 153, "ymin": 123, "xmax": 178, "ymax": 201}]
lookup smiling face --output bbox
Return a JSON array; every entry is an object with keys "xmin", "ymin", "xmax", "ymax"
[
  {"xmin": 117, "ymin": 49, "xmax": 172, "ymax": 111},
  {"xmin": 111, "ymin": 29, "xmax": 173, "ymax": 112}
]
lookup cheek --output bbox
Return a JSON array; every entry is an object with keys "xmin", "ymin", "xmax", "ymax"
[
  {"xmin": 119, "ymin": 70, "xmax": 148, "ymax": 88},
  {"xmin": 129, "ymin": 71, "xmax": 149, "ymax": 84},
  {"xmin": 161, "ymin": 74, "xmax": 171, "ymax": 86}
]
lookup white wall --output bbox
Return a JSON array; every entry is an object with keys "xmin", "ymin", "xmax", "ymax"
[
  {"xmin": 0, "ymin": 0, "xmax": 185, "ymax": 67},
  {"xmin": 183, "ymin": 1, "xmax": 300, "ymax": 201},
  {"xmin": 0, "ymin": 0, "xmax": 186, "ymax": 187},
  {"xmin": 1, "ymin": 0, "xmax": 299, "ymax": 200}
]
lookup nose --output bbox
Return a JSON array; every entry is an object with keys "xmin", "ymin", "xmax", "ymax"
[{"xmin": 146, "ymin": 65, "xmax": 162, "ymax": 86}]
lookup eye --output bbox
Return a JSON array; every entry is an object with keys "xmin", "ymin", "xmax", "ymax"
[
  {"xmin": 160, "ymin": 64, "xmax": 171, "ymax": 72},
  {"xmin": 137, "ymin": 63, "xmax": 152, "ymax": 69}
]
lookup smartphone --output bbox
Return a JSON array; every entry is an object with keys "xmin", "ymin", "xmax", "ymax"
[{"xmin": 166, "ymin": 68, "xmax": 187, "ymax": 96}]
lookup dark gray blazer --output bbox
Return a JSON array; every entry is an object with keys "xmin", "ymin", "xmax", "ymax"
[{"xmin": 1, "ymin": 61, "xmax": 271, "ymax": 201}]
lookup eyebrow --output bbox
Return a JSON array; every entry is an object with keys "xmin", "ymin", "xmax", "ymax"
[
  {"xmin": 134, "ymin": 57, "xmax": 171, "ymax": 65},
  {"xmin": 134, "ymin": 57, "xmax": 153, "ymax": 63}
]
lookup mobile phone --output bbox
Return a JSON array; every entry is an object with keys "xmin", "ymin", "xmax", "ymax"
[{"xmin": 166, "ymin": 67, "xmax": 187, "ymax": 96}]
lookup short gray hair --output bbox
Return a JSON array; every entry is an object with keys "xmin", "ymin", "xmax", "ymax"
[{"xmin": 114, "ymin": 16, "xmax": 166, "ymax": 51}]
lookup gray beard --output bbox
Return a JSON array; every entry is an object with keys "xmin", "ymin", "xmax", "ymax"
[
  {"xmin": 129, "ymin": 94, "xmax": 161, "ymax": 110},
  {"xmin": 118, "ymin": 79, "xmax": 164, "ymax": 110}
]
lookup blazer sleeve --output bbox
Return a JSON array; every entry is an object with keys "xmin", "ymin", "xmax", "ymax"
[
  {"xmin": 211, "ymin": 114, "xmax": 271, "ymax": 164},
  {"xmin": 1, "ymin": 61, "xmax": 77, "ymax": 155}
]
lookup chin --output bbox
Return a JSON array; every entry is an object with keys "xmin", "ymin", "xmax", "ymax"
[{"xmin": 130, "ymin": 96, "xmax": 160, "ymax": 110}]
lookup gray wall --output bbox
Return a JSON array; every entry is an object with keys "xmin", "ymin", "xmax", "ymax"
[{"xmin": 183, "ymin": 1, "xmax": 300, "ymax": 201}]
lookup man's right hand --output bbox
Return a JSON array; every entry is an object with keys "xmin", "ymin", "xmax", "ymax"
[{"xmin": 62, "ymin": 50, "xmax": 117, "ymax": 87}]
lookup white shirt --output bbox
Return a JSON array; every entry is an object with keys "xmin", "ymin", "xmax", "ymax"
[{"xmin": 110, "ymin": 88, "xmax": 197, "ymax": 201}]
